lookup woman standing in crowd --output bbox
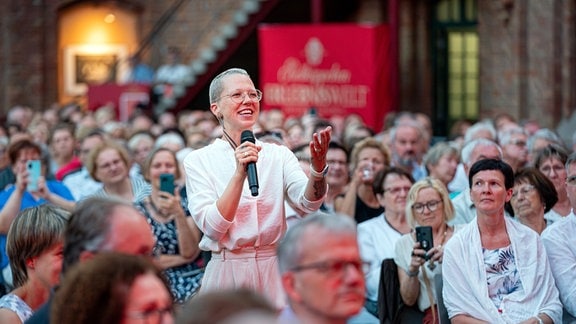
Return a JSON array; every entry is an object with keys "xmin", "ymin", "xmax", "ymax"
[
  {"xmin": 136, "ymin": 147, "xmax": 203, "ymax": 303},
  {"xmin": 533, "ymin": 144, "xmax": 571, "ymax": 224},
  {"xmin": 184, "ymin": 68, "xmax": 331, "ymax": 308},
  {"xmin": 334, "ymin": 137, "xmax": 390, "ymax": 223},
  {"xmin": 443, "ymin": 159, "xmax": 561, "ymax": 323},
  {"xmin": 51, "ymin": 253, "xmax": 174, "ymax": 324},
  {"xmin": 86, "ymin": 140, "xmax": 151, "ymax": 203},
  {"xmin": 506, "ymin": 167, "xmax": 558, "ymax": 234},
  {"xmin": 0, "ymin": 205, "xmax": 68, "ymax": 323},
  {"xmin": 394, "ymin": 177, "xmax": 459, "ymax": 323}
]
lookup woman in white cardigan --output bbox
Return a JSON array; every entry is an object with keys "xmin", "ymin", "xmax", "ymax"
[{"xmin": 442, "ymin": 159, "xmax": 562, "ymax": 324}]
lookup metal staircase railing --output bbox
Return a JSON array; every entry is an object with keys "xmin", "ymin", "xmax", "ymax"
[{"xmin": 172, "ymin": 0, "xmax": 280, "ymax": 111}]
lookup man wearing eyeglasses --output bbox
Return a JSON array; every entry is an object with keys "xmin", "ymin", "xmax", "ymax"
[
  {"xmin": 542, "ymin": 152, "xmax": 576, "ymax": 322},
  {"xmin": 277, "ymin": 212, "xmax": 374, "ymax": 324}
]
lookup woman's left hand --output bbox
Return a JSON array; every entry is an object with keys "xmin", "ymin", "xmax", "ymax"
[{"xmin": 309, "ymin": 126, "xmax": 332, "ymax": 172}]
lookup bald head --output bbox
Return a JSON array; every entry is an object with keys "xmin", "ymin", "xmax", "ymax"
[{"xmin": 103, "ymin": 205, "xmax": 155, "ymax": 257}]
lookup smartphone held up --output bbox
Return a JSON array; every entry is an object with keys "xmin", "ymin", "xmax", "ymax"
[
  {"xmin": 415, "ymin": 226, "xmax": 433, "ymax": 261},
  {"xmin": 26, "ymin": 160, "xmax": 41, "ymax": 192},
  {"xmin": 159, "ymin": 173, "xmax": 175, "ymax": 194}
]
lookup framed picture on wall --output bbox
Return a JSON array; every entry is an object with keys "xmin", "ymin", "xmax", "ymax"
[{"xmin": 64, "ymin": 44, "xmax": 129, "ymax": 95}]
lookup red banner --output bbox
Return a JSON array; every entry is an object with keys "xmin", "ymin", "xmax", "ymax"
[
  {"xmin": 258, "ymin": 23, "xmax": 393, "ymax": 132},
  {"xmin": 87, "ymin": 83, "xmax": 150, "ymax": 122}
]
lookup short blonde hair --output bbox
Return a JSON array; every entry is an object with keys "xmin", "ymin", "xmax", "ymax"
[
  {"xmin": 7, "ymin": 205, "xmax": 69, "ymax": 288},
  {"xmin": 349, "ymin": 137, "xmax": 391, "ymax": 173},
  {"xmin": 86, "ymin": 140, "xmax": 131, "ymax": 182},
  {"xmin": 405, "ymin": 177, "xmax": 454, "ymax": 228}
]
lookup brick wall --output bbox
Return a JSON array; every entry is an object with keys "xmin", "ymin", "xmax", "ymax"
[
  {"xmin": 0, "ymin": 0, "xmax": 60, "ymax": 115},
  {"xmin": 479, "ymin": 0, "xmax": 576, "ymax": 128},
  {"xmin": 0, "ymin": 0, "xmax": 244, "ymax": 116}
]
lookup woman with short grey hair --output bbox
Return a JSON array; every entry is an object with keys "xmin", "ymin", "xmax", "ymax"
[{"xmin": 423, "ymin": 142, "xmax": 459, "ymax": 192}]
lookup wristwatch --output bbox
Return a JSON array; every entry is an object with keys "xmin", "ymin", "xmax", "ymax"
[{"xmin": 310, "ymin": 164, "xmax": 329, "ymax": 178}]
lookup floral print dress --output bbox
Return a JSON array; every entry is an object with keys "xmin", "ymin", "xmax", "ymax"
[
  {"xmin": 483, "ymin": 244, "xmax": 524, "ymax": 309},
  {"xmin": 136, "ymin": 198, "xmax": 204, "ymax": 304}
]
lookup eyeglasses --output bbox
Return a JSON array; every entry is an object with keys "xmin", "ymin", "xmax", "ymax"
[
  {"xmin": 511, "ymin": 184, "xmax": 536, "ymax": 200},
  {"xmin": 291, "ymin": 259, "xmax": 370, "ymax": 276},
  {"xmin": 412, "ymin": 200, "xmax": 442, "ymax": 214},
  {"xmin": 96, "ymin": 158, "xmax": 124, "ymax": 171},
  {"xmin": 566, "ymin": 175, "xmax": 576, "ymax": 186},
  {"xmin": 217, "ymin": 89, "xmax": 262, "ymax": 103},
  {"xmin": 383, "ymin": 186, "xmax": 411, "ymax": 195},
  {"xmin": 510, "ymin": 139, "xmax": 527, "ymax": 147},
  {"xmin": 539, "ymin": 164, "xmax": 565, "ymax": 175},
  {"xmin": 126, "ymin": 305, "xmax": 174, "ymax": 324}
]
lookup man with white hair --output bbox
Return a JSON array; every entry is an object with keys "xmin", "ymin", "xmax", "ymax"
[
  {"xmin": 448, "ymin": 120, "xmax": 497, "ymax": 193},
  {"xmin": 527, "ymin": 128, "xmax": 565, "ymax": 164},
  {"xmin": 498, "ymin": 126, "xmax": 528, "ymax": 172},
  {"xmin": 389, "ymin": 121, "xmax": 427, "ymax": 181}
]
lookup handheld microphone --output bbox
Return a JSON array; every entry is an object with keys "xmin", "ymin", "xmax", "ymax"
[{"xmin": 240, "ymin": 130, "xmax": 259, "ymax": 196}]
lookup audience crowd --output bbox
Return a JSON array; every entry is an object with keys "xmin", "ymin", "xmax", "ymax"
[{"xmin": 0, "ymin": 71, "xmax": 576, "ymax": 323}]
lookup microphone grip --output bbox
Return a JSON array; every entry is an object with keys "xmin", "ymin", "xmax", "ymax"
[
  {"xmin": 240, "ymin": 130, "xmax": 259, "ymax": 196},
  {"xmin": 247, "ymin": 163, "xmax": 259, "ymax": 196}
]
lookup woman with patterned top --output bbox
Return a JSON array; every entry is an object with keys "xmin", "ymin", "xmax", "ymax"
[
  {"xmin": 442, "ymin": 159, "xmax": 561, "ymax": 323},
  {"xmin": 135, "ymin": 147, "xmax": 203, "ymax": 303},
  {"xmin": 0, "ymin": 205, "xmax": 68, "ymax": 323}
]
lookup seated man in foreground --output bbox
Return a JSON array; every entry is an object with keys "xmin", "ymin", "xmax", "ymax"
[{"xmin": 277, "ymin": 212, "xmax": 372, "ymax": 324}]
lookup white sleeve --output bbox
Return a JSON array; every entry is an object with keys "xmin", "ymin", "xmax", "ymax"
[
  {"xmin": 357, "ymin": 223, "xmax": 381, "ymax": 301},
  {"xmin": 542, "ymin": 223, "xmax": 576, "ymax": 317}
]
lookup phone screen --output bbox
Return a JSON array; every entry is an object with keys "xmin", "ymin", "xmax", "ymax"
[
  {"xmin": 27, "ymin": 160, "xmax": 41, "ymax": 191},
  {"xmin": 159, "ymin": 173, "xmax": 175, "ymax": 194}
]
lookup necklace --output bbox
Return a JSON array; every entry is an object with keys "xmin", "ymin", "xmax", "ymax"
[
  {"xmin": 436, "ymin": 224, "xmax": 449, "ymax": 249},
  {"xmin": 148, "ymin": 197, "xmax": 169, "ymax": 218},
  {"xmin": 427, "ymin": 224, "xmax": 450, "ymax": 271},
  {"xmin": 222, "ymin": 128, "xmax": 238, "ymax": 149}
]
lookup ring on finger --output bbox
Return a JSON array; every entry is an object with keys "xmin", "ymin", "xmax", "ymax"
[{"xmin": 243, "ymin": 152, "xmax": 248, "ymax": 157}]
